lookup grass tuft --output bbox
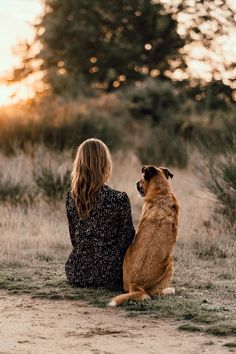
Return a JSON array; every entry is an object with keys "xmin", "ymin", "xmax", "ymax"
[
  {"xmin": 193, "ymin": 241, "xmax": 227, "ymax": 260},
  {"xmin": 223, "ymin": 342, "xmax": 236, "ymax": 348},
  {"xmin": 178, "ymin": 323, "xmax": 203, "ymax": 333},
  {"xmin": 34, "ymin": 166, "xmax": 70, "ymax": 200},
  {"xmin": 206, "ymin": 322, "xmax": 236, "ymax": 336}
]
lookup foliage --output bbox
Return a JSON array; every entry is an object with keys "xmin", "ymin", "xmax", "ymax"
[
  {"xmin": 0, "ymin": 176, "xmax": 30, "ymax": 205},
  {"xmin": 34, "ymin": 166, "xmax": 70, "ymax": 200},
  {"xmin": 127, "ymin": 79, "xmax": 180, "ymax": 123},
  {"xmin": 10, "ymin": 0, "xmax": 236, "ymax": 94},
  {"xmin": 162, "ymin": 1, "xmax": 236, "ymax": 89},
  {"xmin": 42, "ymin": 113, "xmax": 122, "ymax": 151},
  {"xmin": 193, "ymin": 113, "xmax": 236, "ymax": 153},
  {"xmin": 205, "ymin": 134, "xmax": 236, "ymax": 225},
  {"xmin": 0, "ymin": 80, "xmax": 235, "ymax": 172},
  {"xmin": 137, "ymin": 126, "xmax": 188, "ymax": 168},
  {"xmin": 12, "ymin": 0, "xmax": 184, "ymax": 93},
  {"xmin": 126, "ymin": 79, "xmax": 188, "ymax": 167},
  {"xmin": 0, "ymin": 103, "xmax": 123, "ymax": 154},
  {"xmin": 184, "ymin": 81, "xmax": 235, "ymax": 112}
]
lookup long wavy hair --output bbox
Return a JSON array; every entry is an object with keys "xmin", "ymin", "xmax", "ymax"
[{"xmin": 71, "ymin": 138, "xmax": 112, "ymax": 219}]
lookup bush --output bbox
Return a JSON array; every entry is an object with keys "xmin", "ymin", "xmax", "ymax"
[
  {"xmin": 205, "ymin": 135, "xmax": 236, "ymax": 225},
  {"xmin": 137, "ymin": 126, "xmax": 188, "ymax": 168},
  {"xmin": 125, "ymin": 79, "xmax": 189, "ymax": 167},
  {"xmin": 0, "ymin": 113, "xmax": 122, "ymax": 155},
  {"xmin": 192, "ymin": 116, "xmax": 236, "ymax": 155},
  {"xmin": 0, "ymin": 176, "xmax": 30, "ymax": 205},
  {"xmin": 41, "ymin": 113, "xmax": 122, "ymax": 152},
  {"xmin": 127, "ymin": 79, "xmax": 181, "ymax": 124},
  {"xmin": 34, "ymin": 166, "xmax": 71, "ymax": 200},
  {"xmin": 0, "ymin": 94, "xmax": 132, "ymax": 155}
]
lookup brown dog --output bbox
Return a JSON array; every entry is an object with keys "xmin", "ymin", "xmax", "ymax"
[{"xmin": 108, "ymin": 165, "xmax": 179, "ymax": 306}]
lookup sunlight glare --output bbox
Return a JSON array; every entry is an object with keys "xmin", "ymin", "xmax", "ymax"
[
  {"xmin": 0, "ymin": 82, "xmax": 35, "ymax": 107},
  {"xmin": 0, "ymin": 0, "xmax": 43, "ymax": 106}
]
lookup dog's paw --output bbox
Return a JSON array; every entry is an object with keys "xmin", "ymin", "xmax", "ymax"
[
  {"xmin": 141, "ymin": 293, "xmax": 151, "ymax": 300},
  {"xmin": 107, "ymin": 300, "xmax": 117, "ymax": 307},
  {"xmin": 163, "ymin": 287, "xmax": 175, "ymax": 296}
]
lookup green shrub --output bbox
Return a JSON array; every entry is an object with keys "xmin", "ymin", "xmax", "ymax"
[
  {"xmin": 34, "ymin": 166, "xmax": 71, "ymax": 200},
  {"xmin": 0, "ymin": 95, "xmax": 126, "ymax": 155},
  {"xmin": 0, "ymin": 176, "xmax": 30, "ymax": 205},
  {"xmin": 125, "ymin": 79, "xmax": 189, "ymax": 167},
  {"xmin": 0, "ymin": 113, "xmax": 122, "ymax": 155},
  {"xmin": 205, "ymin": 135, "xmax": 236, "ymax": 225},
  {"xmin": 39, "ymin": 113, "xmax": 122, "ymax": 152},
  {"xmin": 127, "ymin": 79, "xmax": 180, "ymax": 124},
  {"xmin": 193, "ymin": 117, "xmax": 236, "ymax": 155},
  {"xmin": 137, "ymin": 126, "xmax": 188, "ymax": 168}
]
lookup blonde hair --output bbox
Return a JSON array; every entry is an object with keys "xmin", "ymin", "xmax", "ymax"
[{"xmin": 71, "ymin": 138, "xmax": 112, "ymax": 219}]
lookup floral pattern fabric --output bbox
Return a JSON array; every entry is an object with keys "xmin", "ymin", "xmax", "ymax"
[{"xmin": 65, "ymin": 185, "xmax": 135, "ymax": 291}]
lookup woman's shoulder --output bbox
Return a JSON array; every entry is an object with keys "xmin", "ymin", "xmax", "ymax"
[
  {"xmin": 66, "ymin": 190, "xmax": 72, "ymax": 201},
  {"xmin": 66, "ymin": 190, "xmax": 75, "ymax": 208},
  {"xmin": 102, "ymin": 185, "xmax": 130, "ymax": 205}
]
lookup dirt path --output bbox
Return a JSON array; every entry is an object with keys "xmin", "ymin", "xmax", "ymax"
[{"xmin": 0, "ymin": 292, "xmax": 234, "ymax": 354}]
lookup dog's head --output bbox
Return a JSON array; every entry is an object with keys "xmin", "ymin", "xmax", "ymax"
[{"xmin": 136, "ymin": 165, "xmax": 173, "ymax": 197}]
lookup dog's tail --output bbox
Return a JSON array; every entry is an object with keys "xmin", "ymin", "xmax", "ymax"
[{"xmin": 108, "ymin": 290, "xmax": 150, "ymax": 307}]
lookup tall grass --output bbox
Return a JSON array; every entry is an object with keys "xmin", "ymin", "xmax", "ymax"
[
  {"xmin": 1, "ymin": 88, "xmax": 234, "ymax": 169},
  {"xmin": 199, "ymin": 133, "xmax": 236, "ymax": 226},
  {"xmin": 0, "ymin": 147, "xmax": 72, "ymax": 204},
  {"xmin": 0, "ymin": 147, "xmax": 234, "ymax": 264},
  {"xmin": 0, "ymin": 95, "xmax": 128, "ymax": 154},
  {"xmin": 34, "ymin": 166, "xmax": 70, "ymax": 200}
]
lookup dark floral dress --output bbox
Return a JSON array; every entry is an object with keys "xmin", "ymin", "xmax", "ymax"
[{"xmin": 65, "ymin": 185, "xmax": 135, "ymax": 291}]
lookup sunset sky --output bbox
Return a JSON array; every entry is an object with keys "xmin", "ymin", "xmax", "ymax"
[
  {"xmin": 0, "ymin": 0, "xmax": 42, "ymax": 74},
  {"xmin": 0, "ymin": 0, "xmax": 42, "ymax": 105},
  {"xmin": 0, "ymin": 0, "xmax": 235, "ymax": 106}
]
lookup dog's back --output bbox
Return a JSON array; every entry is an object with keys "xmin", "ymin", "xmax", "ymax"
[
  {"xmin": 108, "ymin": 166, "xmax": 179, "ymax": 307},
  {"xmin": 123, "ymin": 192, "xmax": 179, "ymax": 291}
]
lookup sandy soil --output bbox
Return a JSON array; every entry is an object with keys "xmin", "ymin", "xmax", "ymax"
[{"xmin": 0, "ymin": 292, "xmax": 234, "ymax": 354}]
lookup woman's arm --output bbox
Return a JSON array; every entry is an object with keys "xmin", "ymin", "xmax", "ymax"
[
  {"xmin": 66, "ymin": 192, "xmax": 77, "ymax": 248},
  {"xmin": 118, "ymin": 192, "xmax": 135, "ymax": 252}
]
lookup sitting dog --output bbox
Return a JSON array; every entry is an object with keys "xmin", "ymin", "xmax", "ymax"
[{"xmin": 108, "ymin": 165, "xmax": 179, "ymax": 306}]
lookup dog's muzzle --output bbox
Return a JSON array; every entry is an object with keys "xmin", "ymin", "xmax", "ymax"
[{"xmin": 136, "ymin": 181, "xmax": 145, "ymax": 197}]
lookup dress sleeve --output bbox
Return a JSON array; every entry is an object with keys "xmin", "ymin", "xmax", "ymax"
[
  {"xmin": 66, "ymin": 192, "xmax": 77, "ymax": 248},
  {"xmin": 118, "ymin": 192, "xmax": 135, "ymax": 252}
]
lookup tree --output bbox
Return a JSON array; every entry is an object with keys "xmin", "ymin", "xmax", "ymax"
[
  {"xmin": 162, "ymin": 0, "xmax": 236, "ymax": 87},
  {"xmin": 10, "ymin": 0, "xmax": 236, "ymax": 95},
  {"xmin": 12, "ymin": 0, "xmax": 184, "ymax": 94}
]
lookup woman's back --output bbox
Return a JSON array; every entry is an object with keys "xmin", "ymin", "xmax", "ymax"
[{"xmin": 65, "ymin": 185, "xmax": 135, "ymax": 290}]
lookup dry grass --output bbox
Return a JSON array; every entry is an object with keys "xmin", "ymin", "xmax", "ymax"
[
  {"xmin": 0, "ymin": 148, "xmax": 235, "ymax": 337},
  {"xmin": 0, "ymin": 201, "xmax": 68, "ymax": 266}
]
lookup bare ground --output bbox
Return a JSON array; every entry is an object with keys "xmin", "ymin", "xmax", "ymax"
[{"xmin": 0, "ymin": 292, "xmax": 235, "ymax": 354}]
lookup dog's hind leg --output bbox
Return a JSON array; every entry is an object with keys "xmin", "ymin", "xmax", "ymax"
[{"xmin": 149, "ymin": 256, "xmax": 175, "ymax": 297}]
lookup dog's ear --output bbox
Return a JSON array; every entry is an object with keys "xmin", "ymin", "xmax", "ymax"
[
  {"xmin": 161, "ymin": 168, "xmax": 173, "ymax": 179},
  {"xmin": 142, "ymin": 166, "xmax": 157, "ymax": 181},
  {"xmin": 141, "ymin": 165, "xmax": 147, "ymax": 174}
]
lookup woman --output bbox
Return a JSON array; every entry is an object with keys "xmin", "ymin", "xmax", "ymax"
[{"xmin": 65, "ymin": 138, "xmax": 135, "ymax": 291}]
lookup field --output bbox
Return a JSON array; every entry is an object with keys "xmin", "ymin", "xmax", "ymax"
[
  {"xmin": 1, "ymin": 0, "xmax": 236, "ymax": 351},
  {"xmin": 0, "ymin": 148, "xmax": 235, "ymax": 352}
]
